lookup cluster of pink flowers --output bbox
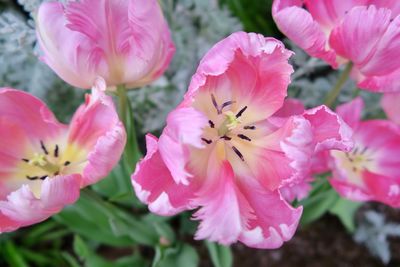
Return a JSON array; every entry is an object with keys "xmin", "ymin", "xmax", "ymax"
[{"xmin": 1, "ymin": 0, "xmax": 399, "ymax": 250}]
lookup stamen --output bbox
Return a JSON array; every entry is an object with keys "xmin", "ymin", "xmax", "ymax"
[
  {"xmin": 64, "ymin": 161, "xmax": 71, "ymax": 166},
  {"xmin": 209, "ymin": 120, "xmax": 215, "ymax": 128},
  {"xmin": 236, "ymin": 106, "xmax": 248, "ymax": 118},
  {"xmin": 54, "ymin": 171, "xmax": 60, "ymax": 176},
  {"xmin": 201, "ymin": 138, "xmax": 212, "ymax": 145},
  {"xmin": 40, "ymin": 175, "xmax": 48, "ymax": 180},
  {"xmin": 232, "ymin": 146, "xmax": 244, "ymax": 161},
  {"xmin": 221, "ymin": 135, "xmax": 232, "ymax": 141},
  {"xmin": 54, "ymin": 145, "xmax": 59, "ymax": 158},
  {"xmin": 237, "ymin": 134, "xmax": 251, "ymax": 142},
  {"xmin": 22, "ymin": 158, "xmax": 29, "ymax": 163},
  {"xmin": 211, "ymin": 94, "xmax": 220, "ymax": 114},
  {"xmin": 221, "ymin": 101, "xmax": 236, "ymax": 112},
  {"xmin": 26, "ymin": 175, "xmax": 39, "ymax": 180},
  {"xmin": 360, "ymin": 146, "xmax": 369, "ymax": 155},
  {"xmin": 40, "ymin": 140, "xmax": 49, "ymax": 155},
  {"xmin": 352, "ymin": 147, "xmax": 359, "ymax": 155},
  {"xmin": 244, "ymin": 126, "xmax": 256, "ymax": 130}
]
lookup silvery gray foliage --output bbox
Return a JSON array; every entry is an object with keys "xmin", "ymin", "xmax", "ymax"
[
  {"xmin": 0, "ymin": 0, "xmax": 82, "ymax": 122},
  {"xmin": 129, "ymin": 0, "xmax": 243, "ymax": 133},
  {"xmin": 287, "ymin": 40, "xmax": 383, "ymax": 118},
  {"xmin": 354, "ymin": 211, "xmax": 400, "ymax": 264}
]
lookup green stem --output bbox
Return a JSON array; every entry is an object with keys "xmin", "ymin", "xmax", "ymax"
[
  {"xmin": 324, "ymin": 62, "xmax": 353, "ymax": 107},
  {"xmin": 116, "ymin": 85, "xmax": 142, "ymax": 171},
  {"xmin": 117, "ymin": 85, "xmax": 128, "ymax": 127}
]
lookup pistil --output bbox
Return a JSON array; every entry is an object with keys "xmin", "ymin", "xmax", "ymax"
[
  {"xmin": 28, "ymin": 153, "xmax": 60, "ymax": 175},
  {"xmin": 218, "ymin": 111, "xmax": 242, "ymax": 136}
]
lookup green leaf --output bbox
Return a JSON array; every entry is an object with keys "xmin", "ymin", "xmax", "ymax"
[
  {"xmin": 1, "ymin": 241, "xmax": 29, "ymax": 267},
  {"xmin": 55, "ymin": 190, "xmax": 159, "ymax": 246},
  {"xmin": 329, "ymin": 198, "xmax": 362, "ymax": 233},
  {"xmin": 299, "ymin": 187, "xmax": 340, "ymax": 226},
  {"xmin": 154, "ymin": 243, "xmax": 199, "ymax": 267},
  {"xmin": 62, "ymin": 252, "xmax": 81, "ymax": 267},
  {"xmin": 205, "ymin": 242, "xmax": 233, "ymax": 267}
]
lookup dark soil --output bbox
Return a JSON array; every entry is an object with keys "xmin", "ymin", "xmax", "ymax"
[{"xmin": 213, "ymin": 204, "xmax": 400, "ymax": 267}]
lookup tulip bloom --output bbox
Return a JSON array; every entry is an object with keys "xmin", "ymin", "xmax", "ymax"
[
  {"xmin": 0, "ymin": 78, "xmax": 126, "ymax": 233},
  {"xmin": 382, "ymin": 93, "xmax": 400, "ymax": 125},
  {"xmin": 329, "ymin": 97, "xmax": 400, "ymax": 207},
  {"xmin": 36, "ymin": 0, "xmax": 175, "ymax": 89},
  {"xmin": 273, "ymin": 1, "xmax": 400, "ymax": 92},
  {"xmin": 132, "ymin": 32, "xmax": 352, "ymax": 248}
]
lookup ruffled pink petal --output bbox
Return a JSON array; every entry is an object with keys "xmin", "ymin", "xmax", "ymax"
[
  {"xmin": 36, "ymin": 2, "xmax": 102, "ymax": 88},
  {"xmin": 280, "ymin": 105, "xmax": 353, "ymax": 186},
  {"xmin": 357, "ymin": 15, "xmax": 400, "ymax": 77},
  {"xmin": 272, "ymin": 0, "xmax": 338, "ymax": 67},
  {"xmin": 158, "ymin": 107, "xmax": 208, "ymax": 185},
  {"xmin": 37, "ymin": 0, "xmax": 175, "ymax": 89},
  {"xmin": 193, "ymin": 161, "xmax": 245, "ymax": 245},
  {"xmin": 370, "ymin": 0, "xmax": 400, "ymax": 17},
  {"xmin": 304, "ymin": 0, "xmax": 369, "ymax": 29},
  {"xmin": 0, "ymin": 117, "xmax": 32, "ymax": 199},
  {"xmin": 187, "ymin": 32, "xmax": 293, "ymax": 119},
  {"xmin": 329, "ymin": 6, "xmax": 392, "ymax": 71},
  {"xmin": 272, "ymin": 98, "xmax": 305, "ymax": 118},
  {"xmin": 0, "ymin": 88, "xmax": 67, "ymax": 141},
  {"xmin": 280, "ymin": 179, "xmax": 313, "ymax": 202},
  {"xmin": 382, "ymin": 92, "xmax": 400, "ymax": 124},
  {"xmin": 124, "ymin": 0, "xmax": 175, "ymax": 88},
  {"xmin": 363, "ymin": 171, "xmax": 400, "ymax": 208},
  {"xmin": 335, "ymin": 97, "xmax": 364, "ymax": 128},
  {"xmin": 358, "ymin": 68, "xmax": 400, "ymax": 92},
  {"xmin": 302, "ymin": 105, "xmax": 353, "ymax": 153},
  {"xmin": 132, "ymin": 134, "xmax": 196, "ymax": 216},
  {"xmin": 330, "ymin": 177, "xmax": 372, "ymax": 202},
  {"xmin": 358, "ymin": 121, "xmax": 400, "ymax": 177},
  {"xmin": 0, "ymin": 174, "xmax": 81, "ymax": 232},
  {"xmin": 237, "ymin": 177, "xmax": 302, "ymax": 249},
  {"xmin": 68, "ymin": 78, "xmax": 126, "ymax": 186}
]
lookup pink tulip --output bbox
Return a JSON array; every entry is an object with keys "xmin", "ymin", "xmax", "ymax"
[
  {"xmin": 36, "ymin": 0, "xmax": 175, "ymax": 89},
  {"xmin": 329, "ymin": 97, "xmax": 400, "ymax": 207},
  {"xmin": 273, "ymin": 0, "xmax": 400, "ymax": 92},
  {"xmin": 132, "ymin": 32, "xmax": 352, "ymax": 248},
  {"xmin": 382, "ymin": 93, "xmax": 400, "ymax": 125},
  {"xmin": 0, "ymin": 77, "xmax": 126, "ymax": 233}
]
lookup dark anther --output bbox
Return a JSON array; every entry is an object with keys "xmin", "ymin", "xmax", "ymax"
[
  {"xmin": 64, "ymin": 161, "xmax": 71, "ymax": 166},
  {"xmin": 232, "ymin": 146, "xmax": 244, "ymax": 161},
  {"xmin": 221, "ymin": 101, "xmax": 236, "ymax": 111},
  {"xmin": 54, "ymin": 145, "xmax": 59, "ymax": 157},
  {"xmin": 26, "ymin": 175, "xmax": 39, "ymax": 180},
  {"xmin": 352, "ymin": 167, "xmax": 358, "ymax": 172},
  {"xmin": 22, "ymin": 158, "xmax": 29, "ymax": 163},
  {"xmin": 40, "ymin": 140, "xmax": 49, "ymax": 155},
  {"xmin": 201, "ymin": 138, "xmax": 212, "ymax": 145},
  {"xmin": 345, "ymin": 153, "xmax": 354, "ymax": 162},
  {"xmin": 236, "ymin": 106, "xmax": 248, "ymax": 118},
  {"xmin": 40, "ymin": 176, "xmax": 48, "ymax": 180},
  {"xmin": 54, "ymin": 171, "xmax": 59, "ymax": 176},
  {"xmin": 244, "ymin": 126, "xmax": 256, "ymax": 130},
  {"xmin": 211, "ymin": 94, "xmax": 220, "ymax": 114},
  {"xmin": 221, "ymin": 135, "xmax": 232, "ymax": 141},
  {"xmin": 237, "ymin": 134, "xmax": 251, "ymax": 142},
  {"xmin": 209, "ymin": 120, "xmax": 215, "ymax": 128},
  {"xmin": 352, "ymin": 147, "xmax": 359, "ymax": 155},
  {"xmin": 360, "ymin": 146, "xmax": 369, "ymax": 155}
]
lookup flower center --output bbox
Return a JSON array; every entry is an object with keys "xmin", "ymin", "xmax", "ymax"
[
  {"xmin": 200, "ymin": 94, "xmax": 255, "ymax": 162},
  {"xmin": 22, "ymin": 141, "xmax": 71, "ymax": 181},
  {"xmin": 343, "ymin": 145, "xmax": 373, "ymax": 173}
]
